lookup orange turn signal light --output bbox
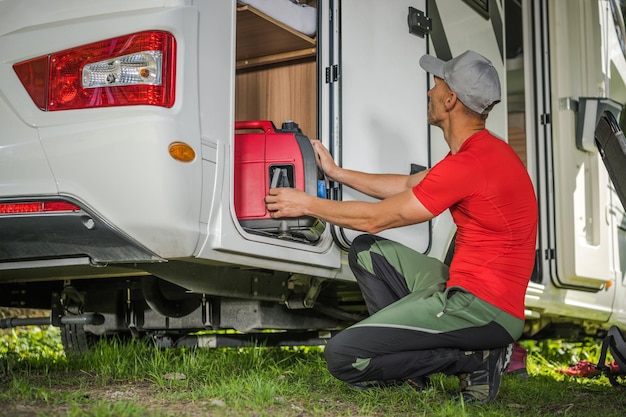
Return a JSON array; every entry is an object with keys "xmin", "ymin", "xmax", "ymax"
[{"xmin": 169, "ymin": 142, "xmax": 195, "ymax": 162}]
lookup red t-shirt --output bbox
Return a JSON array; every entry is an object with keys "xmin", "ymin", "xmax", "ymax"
[{"xmin": 412, "ymin": 129, "xmax": 537, "ymax": 319}]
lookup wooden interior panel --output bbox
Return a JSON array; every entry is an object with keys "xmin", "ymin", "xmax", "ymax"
[
  {"xmin": 236, "ymin": 5, "xmax": 316, "ymax": 69},
  {"xmin": 235, "ymin": 58, "xmax": 317, "ymax": 138}
]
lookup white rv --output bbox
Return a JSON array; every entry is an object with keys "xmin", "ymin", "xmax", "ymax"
[{"xmin": 0, "ymin": 0, "xmax": 625, "ymax": 352}]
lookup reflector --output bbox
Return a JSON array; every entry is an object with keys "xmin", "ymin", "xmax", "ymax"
[
  {"xmin": 0, "ymin": 201, "xmax": 80, "ymax": 215},
  {"xmin": 13, "ymin": 56, "xmax": 49, "ymax": 110},
  {"xmin": 169, "ymin": 142, "xmax": 196, "ymax": 162}
]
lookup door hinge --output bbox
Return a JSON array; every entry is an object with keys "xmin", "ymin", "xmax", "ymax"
[
  {"xmin": 544, "ymin": 248, "xmax": 555, "ymax": 260},
  {"xmin": 325, "ymin": 65, "xmax": 339, "ymax": 84},
  {"xmin": 540, "ymin": 113, "xmax": 551, "ymax": 125}
]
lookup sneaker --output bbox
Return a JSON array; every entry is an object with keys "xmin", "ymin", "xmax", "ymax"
[
  {"xmin": 505, "ymin": 342, "xmax": 529, "ymax": 379},
  {"xmin": 557, "ymin": 360, "xmax": 601, "ymax": 377},
  {"xmin": 457, "ymin": 345, "xmax": 511, "ymax": 404}
]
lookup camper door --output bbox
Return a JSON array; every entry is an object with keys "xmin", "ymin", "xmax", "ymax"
[
  {"xmin": 543, "ymin": 0, "xmax": 625, "ymax": 291},
  {"xmin": 333, "ymin": 0, "xmax": 431, "ymax": 253}
]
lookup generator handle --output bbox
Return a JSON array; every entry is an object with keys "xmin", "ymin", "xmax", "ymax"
[{"xmin": 234, "ymin": 120, "xmax": 276, "ymax": 133}]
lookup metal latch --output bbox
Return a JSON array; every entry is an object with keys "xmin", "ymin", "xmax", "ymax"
[{"xmin": 408, "ymin": 7, "xmax": 431, "ymax": 37}]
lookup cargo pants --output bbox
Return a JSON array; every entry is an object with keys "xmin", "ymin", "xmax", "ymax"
[{"xmin": 324, "ymin": 234, "xmax": 524, "ymax": 384}]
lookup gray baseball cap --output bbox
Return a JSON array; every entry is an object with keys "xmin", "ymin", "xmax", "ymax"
[{"xmin": 419, "ymin": 50, "xmax": 501, "ymax": 114}]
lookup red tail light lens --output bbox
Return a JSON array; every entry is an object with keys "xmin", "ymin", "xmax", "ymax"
[
  {"xmin": 0, "ymin": 201, "xmax": 81, "ymax": 215},
  {"xmin": 13, "ymin": 31, "xmax": 176, "ymax": 111},
  {"xmin": 13, "ymin": 56, "xmax": 48, "ymax": 110}
]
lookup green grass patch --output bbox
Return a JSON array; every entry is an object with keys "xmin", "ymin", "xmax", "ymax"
[{"xmin": 1, "ymin": 327, "xmax": 625, "ymax": 416}]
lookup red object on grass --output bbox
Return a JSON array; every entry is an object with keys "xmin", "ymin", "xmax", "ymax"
[{"xmin": 558, "ymin": 360, "xmax": 621, "ymax": 377}]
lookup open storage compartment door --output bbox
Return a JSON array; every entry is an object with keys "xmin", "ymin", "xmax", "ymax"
[
  {"xmin": 335, "ymin": 0, "xmax": 430, "ymax": 253},
  {"xmin": 197, "ymin": 0, "xmax": 340, "ymax": 272}
]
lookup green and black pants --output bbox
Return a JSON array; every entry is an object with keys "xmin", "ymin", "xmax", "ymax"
[{"xmin": 324, "ymin": 234, "xmax": 524, "ymax": 383}]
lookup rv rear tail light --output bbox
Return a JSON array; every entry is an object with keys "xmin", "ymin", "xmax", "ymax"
[
  {"xmin": 13, "ymin": 31, "xmax": 176, "ymax": 111},
  {"xmin": 169, "ymin": 142, "xmax": 196, "ymax": 162},
  {"xmin": 0, "ymin": 201, "xmax": 81, "ymax": 215}
]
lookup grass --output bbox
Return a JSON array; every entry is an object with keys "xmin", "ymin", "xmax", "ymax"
[{"xmin": 1, "ymin": 326, "xmax": 626, "ymax": 417}]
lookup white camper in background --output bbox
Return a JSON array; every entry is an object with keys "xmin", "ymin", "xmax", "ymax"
[{"xmin": 0, "ymin": 0, "xmax": 625, "ymax": 352}]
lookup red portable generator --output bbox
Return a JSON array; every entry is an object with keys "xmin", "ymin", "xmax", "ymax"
[{"xmin": 234, "ymin": 120, "xmax": 324, "ymax": 243}]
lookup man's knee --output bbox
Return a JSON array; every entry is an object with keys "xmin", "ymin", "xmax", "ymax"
[
  {"xmin": 348, "ymin": 234, "xmax": 377, "ymax": 256},
  {"xmin": 324, "ymin": 331, "xmax": 363, "ymax": 382},
  {"xmin": 324, "ymin": 335, "xmax": 347, "ymax": 380},
  {"xmin": 348, "ymin": 234, "xmax": 383, "ymax": 269}
]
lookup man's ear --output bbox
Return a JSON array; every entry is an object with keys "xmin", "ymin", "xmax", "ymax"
[{"xmin": 445, "ymin": 92, "xmax": 458, "ymax": 110}]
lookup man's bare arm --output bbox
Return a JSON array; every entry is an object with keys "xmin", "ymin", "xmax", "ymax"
[
  {"xmin": 311, "ymin": 140, "xmax": 430, "ymax": 199},
  {"xmin": 265, "ymin": 187, "xmax": 434, "ymax": 234}
]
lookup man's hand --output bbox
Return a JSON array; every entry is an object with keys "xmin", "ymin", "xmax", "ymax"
[
  {"xmin": 310, "ymin": 140, "xmax": 340, "ymax": 181},
  {"xmin": 265, "ymin": 187, "xmax": 310, "ymax": 218}
]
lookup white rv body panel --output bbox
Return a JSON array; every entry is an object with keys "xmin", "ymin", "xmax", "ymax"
[{"xmin": 0, "ymin": 2, "xmax": 204, "ymax": 258}]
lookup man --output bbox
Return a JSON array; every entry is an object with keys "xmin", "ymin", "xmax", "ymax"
[{"xmin": 265, "ymin": 50, "xmax": 538, "ymax": 403}]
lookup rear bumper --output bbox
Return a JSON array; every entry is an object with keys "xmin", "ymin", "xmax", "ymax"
[{"xmin": 0, "ymin": 197, "xmax": 161, "ymax": 273}]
